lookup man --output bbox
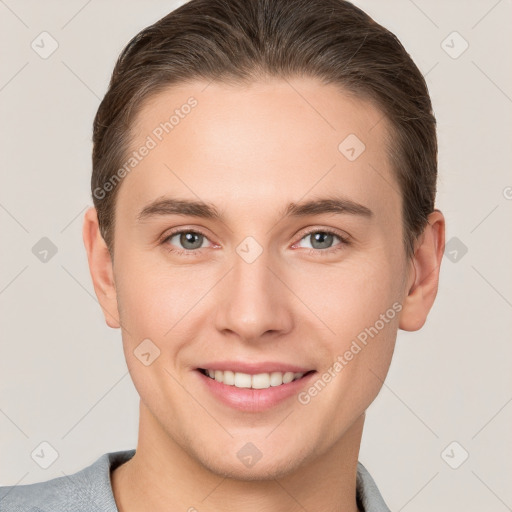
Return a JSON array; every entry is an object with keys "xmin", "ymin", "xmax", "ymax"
[{"xmin": 0, "ymin": 0, "xmax": 444, "ymax": 510}]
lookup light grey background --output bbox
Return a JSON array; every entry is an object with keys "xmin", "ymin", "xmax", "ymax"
[{"xmin": 1, "ymin": 0, "xmax": 511, "ymax": 510}]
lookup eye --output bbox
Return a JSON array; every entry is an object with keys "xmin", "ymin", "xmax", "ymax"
[
  {"xmin": 293, "ymin": 228, "xmax": 350, "ymax": 255},
  {"xmin": 160, "ymin": 227, "xmax": 350, "ymax": 257},
  {"xmin": 162, "ymin": 229, "xmax": 212, "ymax": 255}
]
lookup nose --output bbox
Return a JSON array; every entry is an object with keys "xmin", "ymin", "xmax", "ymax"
[{"xmin": 214, "ymin": 247, "xmax": 294, "ymax": 343}]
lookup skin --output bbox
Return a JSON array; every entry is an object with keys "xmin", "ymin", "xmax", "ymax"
[{"xmin": 83, "ymin": 77, "xmax": 445, "ymax": 512}]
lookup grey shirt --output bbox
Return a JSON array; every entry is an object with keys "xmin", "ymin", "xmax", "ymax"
[{"xmin": 0, "ymin": 449, "xmax": 391, "ymax": 511}]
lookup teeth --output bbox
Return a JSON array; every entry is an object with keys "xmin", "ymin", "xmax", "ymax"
[{"xmin": 202, "ymin": 369, "xmax": 305, "ymax": 389}]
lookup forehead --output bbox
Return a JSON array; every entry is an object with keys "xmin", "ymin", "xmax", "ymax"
[{"xmin": 116, "ymin": 77, "xmax": 400, "ymax": 222}]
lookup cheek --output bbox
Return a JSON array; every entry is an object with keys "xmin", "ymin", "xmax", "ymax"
[
  {"xmin": 114, "ymin": 253, "xmax": 205, "ymax": 337},
  {"xmin": 306, "ymin": 270, "xmax": 399, "ymax": 428},
  {"xmin": 297, "ymin": 251, "xmax": 400, "ymax": 332},
  {"xmin": 113, "ymin": 259, "xmax": 193, "ymax": 413},
  {"xmin": 299, "ymin": 252, "xmax": 402, "ymax": 392}
]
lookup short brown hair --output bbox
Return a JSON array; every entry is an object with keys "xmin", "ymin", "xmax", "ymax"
[{"xmin": 92, "ymin": 0, "xmax": 437, "ymax": 259}]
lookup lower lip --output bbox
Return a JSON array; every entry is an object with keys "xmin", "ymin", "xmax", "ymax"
[{"xmin": 196, "ymin": 369, "xmax": 317, "ymax": 412}]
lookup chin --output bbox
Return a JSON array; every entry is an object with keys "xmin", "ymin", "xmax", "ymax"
[
  {"xmin": 186, "ymin": 437, "xmax": 313, "ymax": 482},
  {"xmin": 201, "ymin": 455, "xmax": 304, "ymax": 482}
]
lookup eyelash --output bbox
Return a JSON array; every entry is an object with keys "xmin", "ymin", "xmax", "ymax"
[{"xmin": 161, "ymin": 227, "xmax": 351, "ymax": 258}]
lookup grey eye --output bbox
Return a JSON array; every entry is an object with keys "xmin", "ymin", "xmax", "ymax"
[
  {"xmin": 169, "ymin": 231, "xmax": 206, "ymax": 250},
  {"xmin": 302, "ymin": 231, "xmax": 336, "ymax": 250}
]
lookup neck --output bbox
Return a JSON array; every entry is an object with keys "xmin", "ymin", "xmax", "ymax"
[{"xmin": 112, "ymin": 401, "xmax": 364, "ymax": 512}]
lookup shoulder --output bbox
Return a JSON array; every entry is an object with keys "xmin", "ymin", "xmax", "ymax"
[
  {"xmin": 0, "ymin": 449, "xmax": 135, "ymax": 512},
  {"xmin": 356, "ymin": 461, "xmax": 391, "ymax": 512}
]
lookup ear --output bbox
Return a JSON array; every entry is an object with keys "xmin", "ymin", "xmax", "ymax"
[
  {"xmin": 399, "ymin": 209, "xmax": 445, "ymax": 331},
  {"xmin": 82, "ymin": 207, "xmax": 121, "ymax": 329}
]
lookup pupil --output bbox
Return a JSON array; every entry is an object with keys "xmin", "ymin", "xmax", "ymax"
[
  {"xmin": 181, "ymin": 232, "xmax": 202, "ymax": 249},
  {"xmin": 312, "ymin": 232, "xmax": 333, "ymax": 249}
]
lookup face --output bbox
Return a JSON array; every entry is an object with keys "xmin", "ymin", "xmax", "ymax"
[{"xmin": 101, "ymin": 78, "xmax": 414, "ymax": 479}]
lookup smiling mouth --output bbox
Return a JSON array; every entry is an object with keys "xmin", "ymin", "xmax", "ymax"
[{"xmin": 197, "ymin": 368, "xmax": 316, "ymax": 389}]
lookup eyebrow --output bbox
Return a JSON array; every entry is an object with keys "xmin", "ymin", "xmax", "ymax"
[{"xmin": 136, "ymin": 195, "xmax": 373, "ymax": 222}]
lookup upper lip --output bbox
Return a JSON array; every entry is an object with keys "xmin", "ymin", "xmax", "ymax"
[{"xmin": 197, "ymin": 361, "xmax": 315, "ymax": 374}]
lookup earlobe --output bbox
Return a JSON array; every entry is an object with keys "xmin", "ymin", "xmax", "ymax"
[
  {"xmin": 399, "ymin": 210, "xmax": 445, "ymax": 332},
  {"xmin": 82, "ymin": 207, "xmax": 121, "ymax": 329}
]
